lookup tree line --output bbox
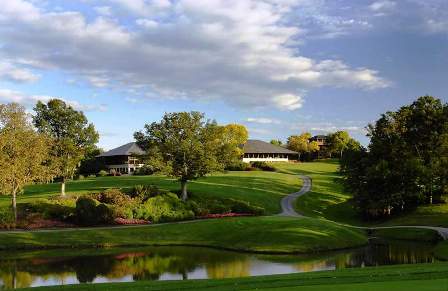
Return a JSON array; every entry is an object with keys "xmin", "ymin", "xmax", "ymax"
[
  {"xmin": 341, "ymin": 96, "xmax": 448, "ymax": 219},
  {"xmin": 271, "ymin": 131, "xmax": 360, "ymax": 161}
]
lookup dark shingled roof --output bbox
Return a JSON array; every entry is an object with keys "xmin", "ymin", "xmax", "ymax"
[
  {"xmin": 98, "ymin": 142, "xmax": 145, "ymax": 157},
  {"xmin": 243, "ymin": 140, "xmax": 298, "ymax": 154}
]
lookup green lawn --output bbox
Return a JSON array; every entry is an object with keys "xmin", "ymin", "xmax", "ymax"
[
  {"xmin": 275, "ymin": 160, "xmax": 360, "ymax": 225},
  {"xmin": 0, "ymin": 216, "xmax": 367, "ymax": 253},
  {"xmin": 372, "ymin": 228, "xmax": 443, "ymax": 242},
  {"xmin": 0, "ymin": 171, "xmax": 302, "ymax": 215},
  {"xmin": 18, "ymin": 262, "xmax": 448, "ymax": 291}
]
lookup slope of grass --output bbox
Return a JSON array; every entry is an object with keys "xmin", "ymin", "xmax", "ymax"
[
  {"xmin": 372, "ymin": 228, "xmax": 443, "ymax": 242},
  {"xmin": 275, "ymin": 160, "xmax": 360, "ymax": 225},
  {"xmin": 0, "ymin": 216, "xmax": 367, "ymax": 253},
  {"xmin": 18, "ymin": 262, "xmax": 448, "ymax": 291},
  {"xmin": 0, "ymin": 171, "xmax": 302, "ymax": 215}
]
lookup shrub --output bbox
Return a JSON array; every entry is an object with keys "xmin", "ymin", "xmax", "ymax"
[
  {"xmin": 134, "ymin": 193, "xmax": 194, "ymax": 223},
  {"xmin": 0, "ymin": 208, "xmax": 15, "ymax": 229},
  {"xmin": 133, "ymin": 166, "xmax": 154, "ymax": 176},
  {"xmin": 76, "ymin": 197, "xmax": 98, "ymax": 226},
  {"xmin": 129, "ymin": 185, "xmax": 163, "ymax": 200},
  {"xmin": 27, "ymin": 198, "xmax": 76, "ymax": 221},
  {"xmin": 97, "ymin": 170, "xmax": 108, "ymax": 177},
  {"xmin": 77, "ymin": 174, "xmax": 85, "ymax": 180},
  {"xmin": 225, "ymin": 161, "xmax": 249, "ymax": 171},
  {"xmin": 250, "ymin": 161, "xmax": 276, "ymax": 172},
  {"xmin": 96, "ymin": 189, "xmax": 132, "ymax": 206},
  {"xmin": 96, "ymin": 203, "xmax": 114, "ymax": 224}
]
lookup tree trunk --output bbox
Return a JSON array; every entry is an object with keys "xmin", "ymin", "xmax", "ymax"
[
  {"xmin": 12, "ymin": 189, "xmax": 17, "ymax": 224},
  {"xmin": 181, "ymin": 180, "xmax": 188, "ymax": 201},
  {"xmin": 61, "ymin": 178, "xmax": 66, "ymax": 197},
  {"xmin": 340, "ymin": 150, "xmax": 343, "ymax": 159}
]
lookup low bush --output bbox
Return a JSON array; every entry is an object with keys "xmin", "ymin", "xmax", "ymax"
[
  {"xmin": 225, "ymin": 161, "xmax": 249, "ymax": 171},
  {"xmin": 97, "ymin": 170, "xmax": 108, "ymax": 177},
  {"xmin": 95, "ymin": 188, "xmax": 133, "ymax": 206},
  {"xmin": 129, "ymin": 185, "xmax": 164, "ymax": 200},
  {"xmin": 27, "ymin": 198, "xmax": 76, "ymax": 221},
  {"xmin": 250, "ymin": 161, "xmax": 276, "ymax": 172},
  {"xmin": 133, "ymin": 165, "xmax": 154, "ymax": 176},
  {"xmin": 76, "ymin": 174, "xmax": 85, "ymax": 180},
  {"xmin": 134, "ymin": 193, "xmax": 194, "ymax": 223},
  {"xmin": 0, "ymin": 208, "xmax": 15, "ymax": 229},
  {"xmin": 96, "ymin": 203, "xmax": 115, "ymax": 224},
  {"xmin": 76, "ymin": 197, "xmax": 98, "ymax": 226}
]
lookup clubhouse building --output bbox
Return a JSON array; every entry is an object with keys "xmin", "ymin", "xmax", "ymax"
[
  {"xmin": 97, "ymin": 142, "xmax": 146, "ymax": 175},
  {"xmin": 242, "ymin": 140, "xmax": 298, "ymax": 163},
  {"xmin": 98, "ymin": 139, "xmax": 298, "ymax": 174}
]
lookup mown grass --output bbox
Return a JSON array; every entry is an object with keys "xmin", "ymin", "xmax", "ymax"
[
  {"xmin": 0, "ymin": 171, "xmax": 302, "ymax": 215},
  {"xmin": 18, "ymin": 262, "xmax": 448, "ymax": 291},
  {"xmin": 0, "ymin": 216, "xmax": 367, "ymax": 253},
  {"xmin": 275, "ymin": 160, "xmax": 361, "ymax": 225},
  {"xmin": 372, "ymin": 228, "xmax": 443, "ymax": 242}
]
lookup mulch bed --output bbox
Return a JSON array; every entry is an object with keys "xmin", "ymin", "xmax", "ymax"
[
  {"xmin": 23, "ymin": 218, "xmax": 76, "ymax": 230},
  {"xmin": 114, "ymin": 218, "xmax": 152, "ymax": 225}
]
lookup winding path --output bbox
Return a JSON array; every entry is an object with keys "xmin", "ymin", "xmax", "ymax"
[{"xmin": 281, "ymin": 175, "xmax": 448, "ymax": 240}]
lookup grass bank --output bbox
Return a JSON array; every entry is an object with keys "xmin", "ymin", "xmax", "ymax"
[
  {"xmin": 0, "ymin": 171, "xmax": 302, "ymax": 215},
  {"xmin": 275, "ymin": 160, "xmax": 360, "ymax": 225},
  {"xmin": 0, "ymin": 216, "xmax": 367, "ymax": 253},
  {"xmin": 372, "ymin": 228, "xmax": 443, "ymax": 242},
  {"xmin": 18, "ymin": 262, "xmax": 448, "ymax": 291}
]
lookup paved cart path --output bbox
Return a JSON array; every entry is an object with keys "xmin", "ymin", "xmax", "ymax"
[{"xmin": 280, "ymin": 175, "xmax": 448, "ymax": 240}]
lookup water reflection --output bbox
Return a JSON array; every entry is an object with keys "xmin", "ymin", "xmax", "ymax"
[{"xmin": 0, "ymin": 239, "xmax": 438, "ymax": 289}]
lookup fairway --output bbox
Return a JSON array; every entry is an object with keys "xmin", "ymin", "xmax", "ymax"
[
  {"xmin": 0, "ymin": 216, "xmax": 367, "ymax": 253},
  {"xmin": 0, "ymin": 171, "xmax": 302, "ymax": 215}
]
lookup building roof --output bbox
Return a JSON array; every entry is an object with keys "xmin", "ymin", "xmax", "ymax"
[
  {"xmin": 243, "ymin": 139, "xmax": 298, "ymax": 154},
  {"xmin": 98, "ymin": 142, "xmax": 146, "ymax": 157},
  {"xmin": 310, "ymin": 135, "xmax": 328, "ymax": 140}
]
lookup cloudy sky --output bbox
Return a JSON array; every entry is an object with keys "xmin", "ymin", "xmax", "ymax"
[{"xmin": 0, "ymin": 0, "xmax": 447, "ymax": 149}]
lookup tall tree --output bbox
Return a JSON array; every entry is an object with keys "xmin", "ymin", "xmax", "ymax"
[
  {"xmin": 328, "ymin": 131, "xmax": 350, "ymax": 159},
  {"xmin": 33, "ymin": 99, "xmax": 99, "ymax": 196},
  {"xmin": 0, "ymin": 103, "xmax": 54, "ymax": 221},
  {"xmin": 135, "ymin": 112, "xmax": 246, "ymax": 201}
]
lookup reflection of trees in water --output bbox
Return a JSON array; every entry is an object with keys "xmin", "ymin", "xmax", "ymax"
[{"xmin": 206, "ymin": 260, "xmax": 251, "ymax": 279}]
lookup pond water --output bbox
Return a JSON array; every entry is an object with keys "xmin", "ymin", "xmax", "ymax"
[{"xmin": 0, "ymin": 239, "xmax": 439, "ymax": 289}]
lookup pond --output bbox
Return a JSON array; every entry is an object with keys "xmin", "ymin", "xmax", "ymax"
[{"xmin": 0, "ymin": 239, "xmax": 439, "ymax": 289}]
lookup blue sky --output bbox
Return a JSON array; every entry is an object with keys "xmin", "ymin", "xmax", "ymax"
[{"xmin": 0, "ymin": 0, "xmax": 447, "ymax": 149}]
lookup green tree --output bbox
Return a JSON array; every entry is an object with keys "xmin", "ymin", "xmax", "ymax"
[
  {"xmin": 270, "ymin": 139, "xmax": 282, "ymax": 146},
  {"xmin": 328, "ymin": 131, "xmax": 350, "ymax": 159},
  {"xmin": 287, "ymin": 133, "xmax": 317, "ymax": 160},
  {"xmin": 33, "ymin": 99, "xmax": 99, "ymax": 196},
  {"xmin": 0, "ymin": 103, "xmax": 54, "ymax": 221},
  {"xmin": 135, "ymin": 112, "xmax": 246, "ymax": 200}
]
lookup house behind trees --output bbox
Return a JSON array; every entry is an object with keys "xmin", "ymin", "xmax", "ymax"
[{"xmin": 97, "ymin": 142, "xmax": 145, "ymax": 174}]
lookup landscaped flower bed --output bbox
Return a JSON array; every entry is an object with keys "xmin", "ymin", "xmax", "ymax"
[
  {"xmin": 198, "ymin": 213, "xmax": 254, "ymax": 219},
  {"xmin": 114, "ymin": 218, "xmax": 151, "ymax": 225}
]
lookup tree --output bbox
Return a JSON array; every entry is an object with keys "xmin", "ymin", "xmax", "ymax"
[
  {"xmin": 270, "ymin": 139, "xmax": 282, "ymax": 146},
  {"xmin": 328, "ymin": 131, "xmax": 350, "ymax": 159},
  {"xmin": 0, "ymin": 103, "xmax": 54, "ymax": 221},
  {"xmin": 33, "ymin": 99, "xmax": 99, "ymax": 196},
  {"xmin": 287, "ymin": 133, "xmax": 314, "ymax": 160},
  {"xmin": 135, "ymin": 112, "xmax": 246, "ymax": 201}
]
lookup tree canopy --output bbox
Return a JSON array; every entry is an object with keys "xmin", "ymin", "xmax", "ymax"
[
  {"xmin": 33, "ymin": 99, "xmax": 99, "ymax": 196},
  {"xmin": 287, "ymin": 133, "xmax": 319, "ymax": 160},
  {"xmin": 135, "ymin": 112, "xmax": 248, "ymax": 200},
  {"xmin": 341, "ymin": 96, "xmax": 448, "ymax": 219},
  {"xmin": 0, "ymin": 103, "xmax": 54, "ymax": 221}
]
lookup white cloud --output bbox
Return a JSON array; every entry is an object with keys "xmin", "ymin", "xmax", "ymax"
[
  {"xmin": 369, "ymin": 0, "xmax": 396, "ymax": 12},
  {"xmin": 0, "ymin": 88, "xmax": 107, "ymax": 112},
  {"xmin": 246, "ymin": 117, "xmax": 281, "ymax": 124},
  {"xmin": 0, "ymin": 61, "xmax": 40, "ymax": 83},
  {"xmin": 0, "ymin": 0, "xmax": 389, "ymax": 111}
]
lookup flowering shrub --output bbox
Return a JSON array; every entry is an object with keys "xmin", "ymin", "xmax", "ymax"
[
  {"xmin": 114, "ymin": 218, "xmax": 151, "ymax": 225},
  {"xmin": 198, "ymin": 213, "xmax": 254, "ymax": 219}
]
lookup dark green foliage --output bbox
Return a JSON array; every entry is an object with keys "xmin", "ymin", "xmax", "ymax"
[
  {"xmin": 75, "ymin": 197, "xmax": 98, "ymax": 226},
  {"xmin": 95, "ymin": 189, "xmax": 132, "ymax": 206},
  {"xmin": 0, "ymin": 207, "xmax": 15, "ymax": 228},
  {"xmin": 250, "ymin": 161, "xmax": 276, "ymax": 172},
  {"xmin": 133, "ymin": 165, "xmax": 156, "ymax": 176},
  {"xmin": 96, "ymin": 203, "xmax": 114, "ymax": 224},
  {"xmin": 27, "ymin": 198, "xmax": 76, "ymax": 221},
  {"xmin": 341, "ymin": 96, "xmax": 448, "ymax": 219},
  {"xmin": 134, "ymin": 193, "xmax": 194, "ymax": 223},
  {"xmin": 225, "ymin": 161, "xmax": 249, "ymax": 171},
  {"xmin": 129, "ymin": 185, "xmax": 163, "ymax": 200}
]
